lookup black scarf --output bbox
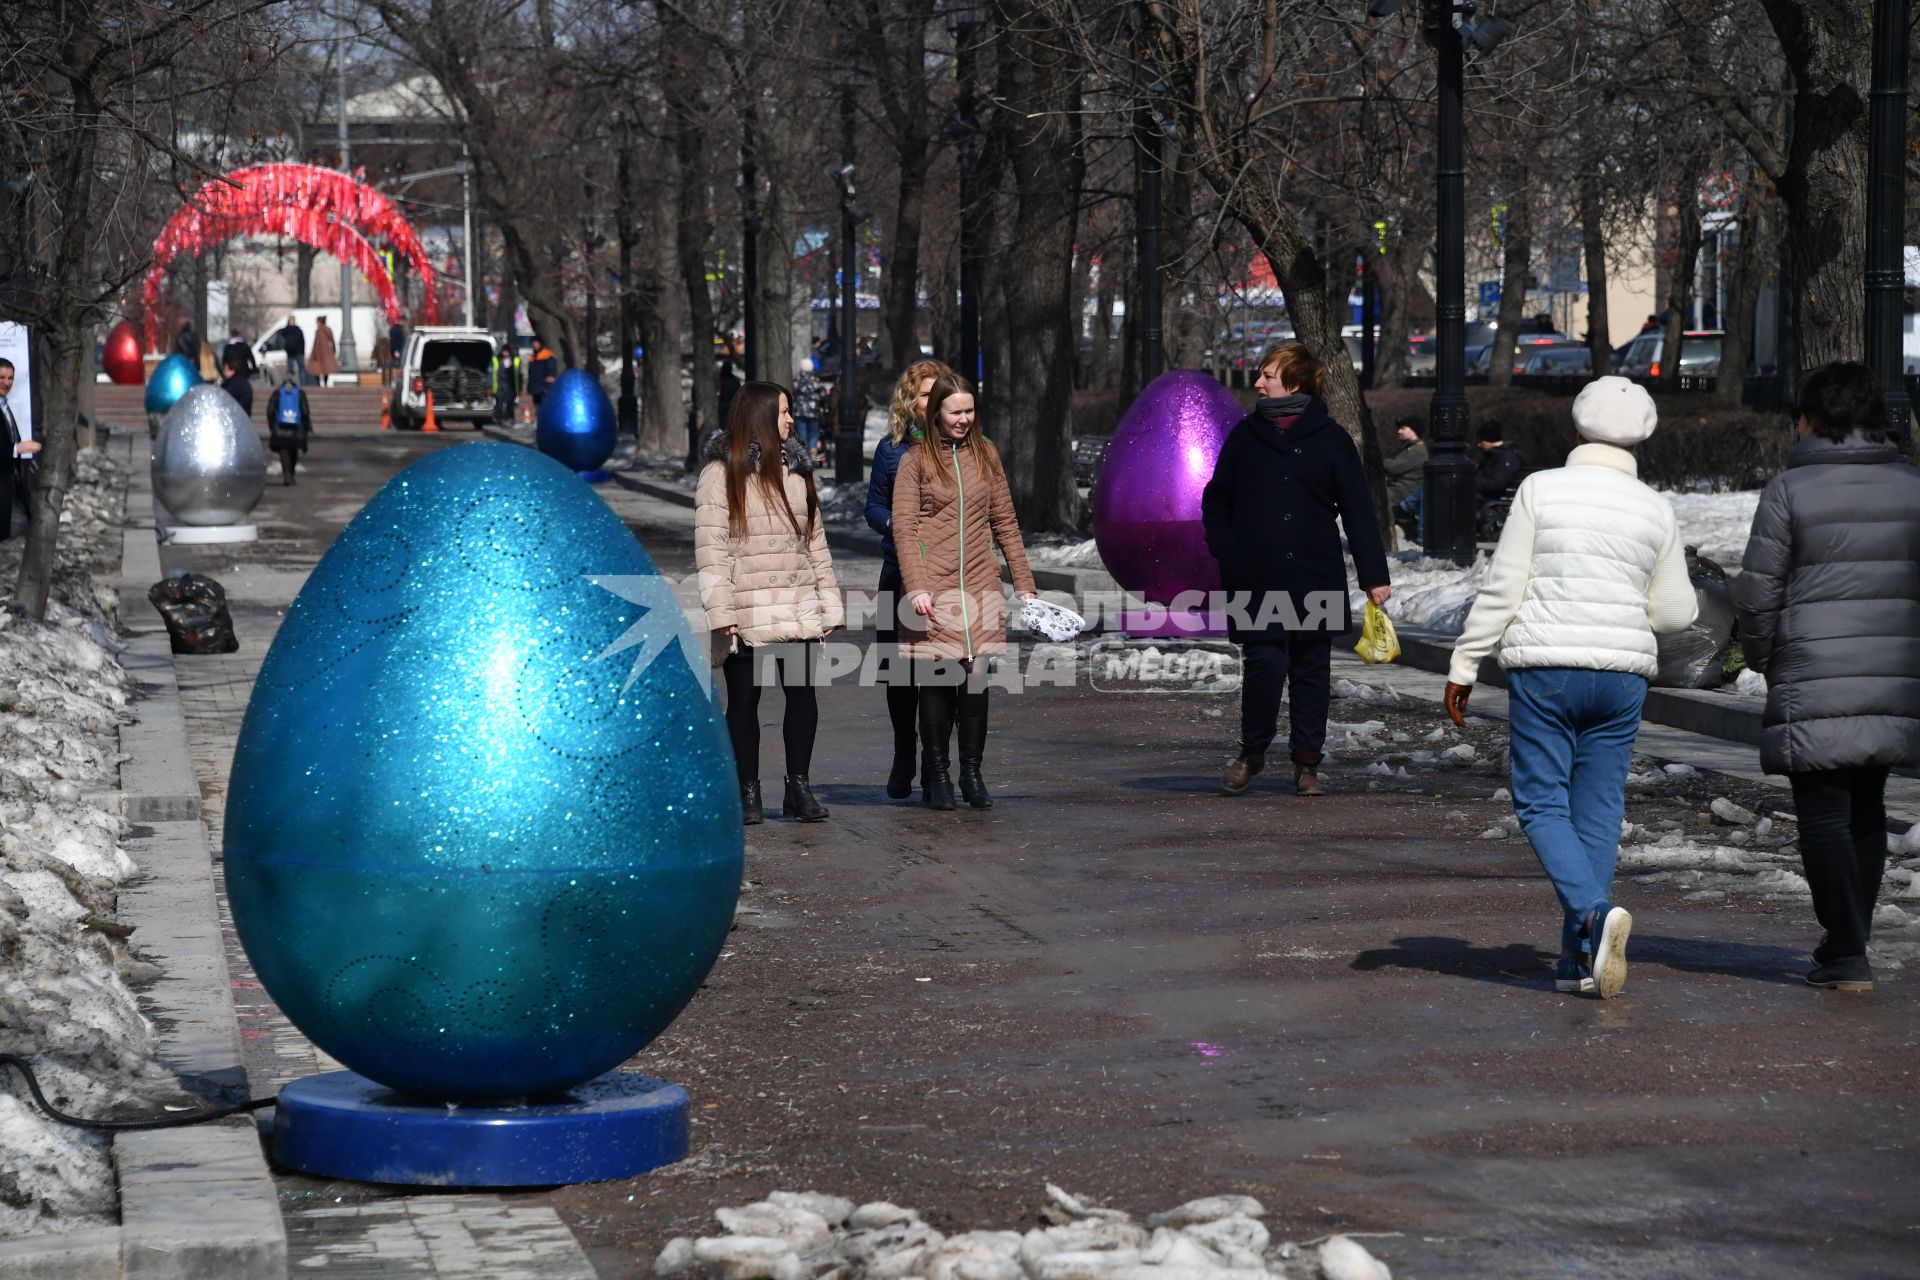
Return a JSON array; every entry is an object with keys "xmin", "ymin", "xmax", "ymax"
[{"xmin": 1256, "ymin": 393, "xmax": 1314, "ymax": 421}]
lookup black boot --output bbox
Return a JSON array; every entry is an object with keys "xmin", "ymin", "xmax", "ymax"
[
  {"xmin": 957, "ymin": 703, "xmax": 992, "ymax": 809},
  {"xmin": 918, "ymin": 690, "xmax": 957, "ymax": 811},
  {"xmin": 783, "ymin": 775, "xmax": 828, "ymax": 822},
  {"xmin": 885, "ymin": 685, "xmax": 918, "ymax": 799},
  {"xmin": 740, "ymin": 780, "xmax": 763, "ymax": 826}
]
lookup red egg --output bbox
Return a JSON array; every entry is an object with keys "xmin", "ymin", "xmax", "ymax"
[{"xmin": 103, "ymin": 321, "xmax": 144, "ymax": 385}]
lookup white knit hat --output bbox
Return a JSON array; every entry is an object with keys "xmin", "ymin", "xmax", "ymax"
[{"xmin": 1571, "ymin": 376, "xmax": 1658, "ymax": 446}]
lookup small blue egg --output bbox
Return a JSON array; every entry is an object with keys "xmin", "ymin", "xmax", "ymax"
[
  {"xmin": 224, "ymin": 443, "xmax": 741, "ymax": 1101},
  {"xmin": 535, "ymin": 370, "xmax": 618, "ymax": 472},
  {"xmin": 145, "ymin": 353, "xmax": 202, "ymax": 415}
]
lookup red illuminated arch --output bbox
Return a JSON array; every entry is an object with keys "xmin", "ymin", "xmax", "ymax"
[{"xmin": 143, "ymin": 163, "xmax": 440, "ymax": 348}]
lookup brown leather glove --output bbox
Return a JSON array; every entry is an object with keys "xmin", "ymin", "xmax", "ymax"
[{"xmin": 1444, "ymin": 681, "xmax": 1472, "ymax": 728}]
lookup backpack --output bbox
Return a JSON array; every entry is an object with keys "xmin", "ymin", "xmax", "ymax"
[{"xmin": 272, "ymin": 385, "xmax": 303, "ymax": 427}]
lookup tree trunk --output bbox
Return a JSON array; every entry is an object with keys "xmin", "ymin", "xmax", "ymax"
[
  {"xmin": 991, "ymin": 0, "xmax": 1081, "ymax": 532},
  {"xmin": 1069, "ymin": 241, "xmax": 1096, "ymax": 387},
  {"xmin": 754, "ymin": 105, "xmax": 801, "ymax": 386},
  {"xmin": 1089, "ymin": 251, "xmax": 1117, "ymax": 389},
  {"xmin": 927, "ymin": 250, "xmax": 958, "ymax": 368},
  {"xmin": 296, "ymin": 244, "xmax": 316, "ymax": 307},
  {"xmin": 1579, "ymin": 177, "xmax": 1612, "ymax": 376},
  {"xmin": 635, "ymin": 150, "xmax": 686, "ymax": 457},
  {"xmin": 884, "ymin": 147, "xmax": 933, "ymax": 376},
  {"xmin": 675, "ymin": 113, "xmax": 721, "ymax": 442},
  {"xmin": 1658, "ymin": 158, "xmax": 1706, "ymax": 391},
  {"xmin": 1759, "ymin": 0, "xmax": 1872, "ymax": 374},
  {"xmin": 1373, "ymin": 237, "xmax": 1414, "ymax": 385},
  {"xmin": 1488, "ymin": 191, "xmax": 1532, "ymax": 388},
  {"xmin": 1716, "ymin": 176, "xmax": 1776, "ymax": 405}
]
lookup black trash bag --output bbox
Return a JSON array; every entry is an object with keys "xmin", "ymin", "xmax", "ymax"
[
  {"xmin": 1653, "ymin": 547, "xmax": 1735, "ymax": 689},
  {"xmin": 148, "ymin": 573, "xmax": 239, "ymax": 655}
]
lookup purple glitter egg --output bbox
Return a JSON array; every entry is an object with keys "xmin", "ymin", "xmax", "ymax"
[{"xmin": 1092, "ymin": 371, "xmax": 1244, "ymax": 605}]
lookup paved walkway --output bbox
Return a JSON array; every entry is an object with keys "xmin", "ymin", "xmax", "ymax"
[{"xmin": 160, "ymin": 433, "xmax": 1919, "ymax": 1279}]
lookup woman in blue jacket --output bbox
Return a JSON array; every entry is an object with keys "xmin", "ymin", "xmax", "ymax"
[{"xmin": 866, "ymin": 359, "xmax": 951, "ymax": 798}]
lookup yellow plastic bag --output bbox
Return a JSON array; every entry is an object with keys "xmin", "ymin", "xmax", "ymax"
[{"xmin": 1355, "ymin": 600, "xmax": 1400, "ymax": 665}]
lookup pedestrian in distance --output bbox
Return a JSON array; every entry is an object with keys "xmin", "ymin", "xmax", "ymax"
[
  {"xmin": 279, "ymin": 315, "xmax": 308, "ymax": 386},
  {"xmin": 696, "ymin": 382, "xmax": 844, "ymax": 827},
  {"xmin": 891, "ymin": 372, "xmax": 1037, "ymax": 811},
  {"xmin": 528, "ymin": 343, "xmax": 557, "ymax": 413},
  {"xmin": 1385, "ymin": 413, "xmax": 1428, "ymax": 544},
  {"xmin": 1733, "ymin": 361, "xmax": 1920, "ymax": 993},
  {"xmin": 308, "ymin": 315, "xmax": 339, "ymax": 384},
  {"xmin": 387, "ymin": 319, "xmax": 405, "ymax": 386},
  {"xmin": 266, "ymin": 376, "xmax": 312, "ymax": 486},
  {"xmin": 371, "ymin": 330, "xmax": 392, "ymax": 389},
  {"xmin": 174, "ymin": 318, "xmax": 200, "ymax": 365},
  {"xmin": 866, "ymin": 358, "xmax": 952, "ymax": 800},
  {"xmin": 221, "ymin": 329, "xmax": 256, "ymax": 383},
  {"xmin": 791, "ymin": 361, "xmax": 828, "ymax": 461},
  {"xmin": 1445, "ymin": 376, "xmax": 1697, "ymax": 999},
  {"xmin": 0, "ymin": 358, "xmax": 43, "ymax": 542},
  {"xmin": 1202, "ymin": 342, "xmax": 1391, "ymax": 799},
  {"xmin": 221, "ymin": 356, "xmax": 254, "ymax": 421}
]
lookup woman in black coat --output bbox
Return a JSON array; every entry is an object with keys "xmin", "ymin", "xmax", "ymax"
[{"xmin": 1201, "ymin": 343, "xmax": 1391, "ymax": 797}]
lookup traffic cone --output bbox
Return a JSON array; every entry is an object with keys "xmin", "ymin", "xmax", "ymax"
[
  {"xmin": 379, "ymin": 399, "xmax": 391, "ymax": 430},
  {"xmin": 422, "ymin": 389, "xmax": 439, "ymax": 433}
]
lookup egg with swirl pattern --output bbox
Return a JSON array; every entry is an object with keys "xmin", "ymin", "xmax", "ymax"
[{"xmin": 223, "ymin": 442, "xmax": 740, "ymax": 1101}]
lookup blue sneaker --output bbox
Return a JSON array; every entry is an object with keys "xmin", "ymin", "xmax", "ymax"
[
  {"xmin": 1582, "ymin": 903, "xmax": 1633, "ymax": 999},
  {"xmin": 1555, "ymin": 951, "xmax": 1594, "ymax": 995}
]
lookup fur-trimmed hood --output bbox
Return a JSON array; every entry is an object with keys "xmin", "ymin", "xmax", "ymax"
[{"xmin": 701, "ymin": 428, "xmax": 814, "ymax": 476}]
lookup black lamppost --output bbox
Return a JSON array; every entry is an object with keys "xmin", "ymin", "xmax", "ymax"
[
  {"xmin": 617, "ymin": 109, "xmax": 638, "ymax": 436},
  {"xmin": 1370, "ymin": 0, "xmax": 1509, "ymax": 565},
  {"xmin": 1136, "ymin": 82, "xmax": 1165, "ymax": 385},
  {"xmin": 832, "ymin": 64, "xmax": 869, "ymax": 484},
  {"xmin": 741, "ymin": 111, "xmax": 761, "ymax": 382},
  {"xmin": 949, "ymin": 2, "xmax": 987, "ymax": 386},
  {"xmin": 1867, "ymin": 0, "xmax": 1911, "ymax": 447}
]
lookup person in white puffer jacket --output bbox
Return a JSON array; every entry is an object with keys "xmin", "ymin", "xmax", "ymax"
[{"xmin": 1444, "ymin": 377, "xmax": 1698, "ymax": 1000}]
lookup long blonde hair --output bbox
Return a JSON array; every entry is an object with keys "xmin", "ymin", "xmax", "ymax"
[{"xmin": 886, "ymin": 359, "xmax": 954, "ymax": 445}]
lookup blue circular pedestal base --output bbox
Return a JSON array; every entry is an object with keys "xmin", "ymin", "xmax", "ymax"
[
  {"xmin": 578, "ymin": 469, "xmax": 612, "ymax": 484},
  {"xmin": 272, "ymin": 1070, "xmax": 688, "ymax": 1187}
]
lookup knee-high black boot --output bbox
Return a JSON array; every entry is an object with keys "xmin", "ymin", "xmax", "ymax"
[
  {"xmin": 918, "ymin": 687, "xmax": 956, "ymax": 811},
  {"xmin": 885, "ymin": 684, "xmax": 918, "ymax": 799},
  {"xmin": 956, "ymin": 690, "xmax": 991, "ymax": 809}
]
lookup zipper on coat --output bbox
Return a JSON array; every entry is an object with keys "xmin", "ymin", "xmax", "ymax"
[{"xmin": 951, "ymin": 443, "xmax": 973, "ymax": 661}]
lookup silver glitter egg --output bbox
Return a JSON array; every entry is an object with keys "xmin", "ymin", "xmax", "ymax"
[{"xmin": 152, "ymin": 385, "xmax": 268, "ymax": 525}]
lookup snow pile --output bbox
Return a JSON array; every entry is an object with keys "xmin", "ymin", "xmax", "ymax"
[
  {"xmin": 654, "ymin": 1186, "xmax": 1395, "ymax": 1280},
  {"xmin": 1663, "ymin": 490, "xmax": 1760, "ymax": 568},
  {"xmin": 1027, "ymin": 538, "xmax": 1106, "ymax": 569},
  {"xmin": 0, "ymin": 450, "xmax": 180, "ymax": 1238}
]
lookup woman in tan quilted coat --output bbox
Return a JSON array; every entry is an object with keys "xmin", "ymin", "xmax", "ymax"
[
  {"xmin": 696, "ymin": 383, "xmax": 844, "ymax": 826},
  {"xmin": 892, "ymin": 372, "xmax": 1037, "ymax": 810}
]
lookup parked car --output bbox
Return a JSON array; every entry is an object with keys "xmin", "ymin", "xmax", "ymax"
[
  {"xmin": 1617, "ymin": 330, "xmax": 1724, "ymax": 381},
  {"xmin": 1519, "ymin": 345, "xmax": 1595, "ymax": 377},
  {"xmin": 1404, "ymin": 333, "xmax": 1436, "ymax": 380},
  {"xmin": 389, "ymin": 326, "xmax": 498, "ymax": 430}
]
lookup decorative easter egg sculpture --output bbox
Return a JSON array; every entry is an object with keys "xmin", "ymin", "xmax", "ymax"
[
  {"xmin": 144, "ymin": 352, "xmax": 201, "ymax": 416},
  {"xmin": 1092, "ymin": 370, "xmax": 1242, "ymax": 628},
  {"xmin": 103, "ymin": 320, "xmax": 145, "ymax": 385},
  {"xmin": 536, "ymin": 368, "xmax": 618, "ymax": 474},
  {"xmin": 224, "ymin": 443, "xmax": 740, "ymax": 1112},
  {"xmin": 152, "ymin": 385, "xmax": 268, "ymax": 531}
]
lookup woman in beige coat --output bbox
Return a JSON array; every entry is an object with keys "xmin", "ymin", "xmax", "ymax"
[
  {"xmin": 893, "ymin": 372, "xmax": 1037, "ymax": 811},
  {"xmin": 308, "ymin": 316, "xmax": 340, "ymax": 382},
  {"xmin": 696, "ymin": 382, "xmax": 844, "ymax": 825}
]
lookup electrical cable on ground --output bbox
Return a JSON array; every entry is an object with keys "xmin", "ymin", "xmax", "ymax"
[{"xmin": 0, "ymin": 1054, "xmax": 278, "ymax": 1131}]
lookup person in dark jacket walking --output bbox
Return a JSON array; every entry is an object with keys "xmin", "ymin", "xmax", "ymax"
[
  {"xmin": 221, "ymin": 356, "xmax": 254, "ymax": 420},
  {"xmin": 174, "ymin": 319, "xmax": 200, "ymax": 365},
  {"xmin": 1202, "ymin": 343, "xmax": 1391, "ymax": 797},
  {"xmin": 265, "ymin": 376, "xmax": 312, "ymax": 486},
  {"xmin": 279, "ymin": 315, "xmax": 308, "ymax": 386},
  {"xmin": 866, "ymin": 359, "xmax": 952, "ymax": 798},
  {"xmin": 1734, "ymin": 362, "xmax": 1920, "ymax": 992},
  {"xmin": 221, "ymin": 330, "xmax": 256, "ymax": 383}
]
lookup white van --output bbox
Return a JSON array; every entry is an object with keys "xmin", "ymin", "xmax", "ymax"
[
  {"xmin": 389, "ymin": 327, "xmax": 498, "ymax": 430},
  {"xmin": 251, "ymin": 305, "xmax": 385, "ymax": 385}
]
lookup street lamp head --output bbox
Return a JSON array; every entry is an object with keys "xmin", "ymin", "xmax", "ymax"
[{"xmin": 1462, "ymin": 14, "xmax": 1512, "ymax": 51}]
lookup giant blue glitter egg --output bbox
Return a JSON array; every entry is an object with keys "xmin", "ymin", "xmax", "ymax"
[
  {"xmin": 223, "ymin": 442, "xmax": 741, "ymax": 1101},
  {"xmin": 536, "ymin": 369, "xmax": 617, "ymax": 472},
  {"xmin": 1092, "ymin": 370, "xmax": 1242, "ymax": 605},
  {"xmin": 144, "ymin": 353, "xmax": 202, "ymax": 415}
]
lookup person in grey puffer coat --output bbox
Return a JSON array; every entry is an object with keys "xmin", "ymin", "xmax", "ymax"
[{"xmin": 1735, "ymin": 361, "xmax": 1920, "ymax": 993}]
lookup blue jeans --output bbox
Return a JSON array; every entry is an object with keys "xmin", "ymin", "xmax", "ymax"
[
  {"xmin": 287, "ymin": 353, "xmax": 308, "ymax": 385},
  {"xmin": 1505, "ymin": 668, "xmax": 1648, "ymax": 954},
  {"xmin": 794, "ymin": 416, "xmax": 821, "ymax": 450},
  {"xmin": 1398, "ymin": 485, "xmax": 1425, "ymax": 544}
]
